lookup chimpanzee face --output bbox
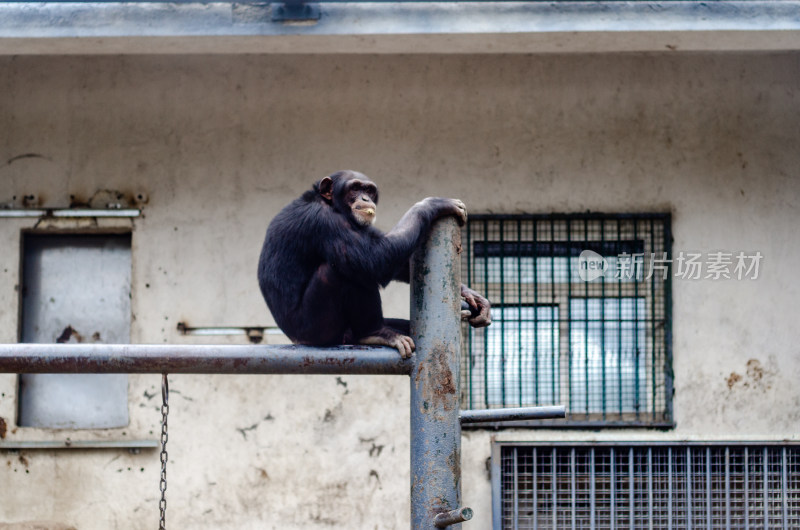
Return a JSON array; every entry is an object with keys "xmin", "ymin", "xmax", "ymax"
[
  {"xmin": 317, "ymin": 171, "xmax": 379, "ymax": 228},
  {"xmin": 344, "ymin": 179, "xmax": 378, "ymax": 227}
]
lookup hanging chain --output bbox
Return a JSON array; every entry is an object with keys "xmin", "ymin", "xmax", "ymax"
[{"xmin": 159, "ymin": 373, "xmax": 169, "ymax": 530}]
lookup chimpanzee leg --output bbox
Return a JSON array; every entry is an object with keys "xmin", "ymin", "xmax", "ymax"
[
  {"xmin": 352, "ymin": 307, "xmax": 415, "ymax": 359},
  {"xmin": 342, "ymin": 279, "xmax": 385, "ymax": 341},
  {"xmin": 288, "ymin": 264, "xmax": 350, "ymax": 345},
  {"xmin": 384, "ymin": 318, "xmax": 411, "ymax": 336},
  {"xmin": 341, "ymin": 282, "xmax": 414, "ymax": 358},
  {"xmin": 289, "ymin": 263, "xmax": 385, "ymax": 345},
  {"xmin": 290, "ymin": 264, "xmax": 414, "ymax": 357}
]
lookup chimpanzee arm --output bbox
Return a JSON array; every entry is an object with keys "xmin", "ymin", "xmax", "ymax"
[
  {"xmin": 393, "ymin": 261, "xmax": 411, "ymax": 283},
  {"xmin": 384, "ymin": 197, "xmax": 466, "ymax": 249},
  {"xmin": 322, "ymin": 197, "xmax": 466, "ymax": 286}
]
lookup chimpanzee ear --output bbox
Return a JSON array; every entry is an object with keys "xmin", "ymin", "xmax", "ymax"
[{"xmin": 318, "ymin": 177, "xmax": 334, "ymax": 201}]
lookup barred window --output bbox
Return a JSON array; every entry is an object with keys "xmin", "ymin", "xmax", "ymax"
[
  {"xmin": 493, "ymin": 443, "xmax": 800, "ymax": 530},
  {"xmin": 461, "ymin": 214, "xmax": 672, "ymax": 427}
]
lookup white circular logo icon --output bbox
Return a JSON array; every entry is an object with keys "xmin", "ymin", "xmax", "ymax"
[{"xmin": 578, "ymin": 250, "xmax": 608, "ymax": 282}]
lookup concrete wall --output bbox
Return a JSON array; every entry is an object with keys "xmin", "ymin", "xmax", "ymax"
[{"xmin": 0, "ymin": 52, "xmax": 798, "ymax": 529}]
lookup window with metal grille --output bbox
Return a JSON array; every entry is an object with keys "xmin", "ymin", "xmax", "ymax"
[
  {"xmin": 461, "ymin": 214, "xmax": 672, "ymax": 427},
  {"xmin": 492, "ymin": 443, "xmax": 800, "ymax": 530}
]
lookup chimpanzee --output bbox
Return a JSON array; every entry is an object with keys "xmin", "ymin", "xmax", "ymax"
[{"xmin": 258, "ymin": 170, "xmax": 491, "ymax": 358}]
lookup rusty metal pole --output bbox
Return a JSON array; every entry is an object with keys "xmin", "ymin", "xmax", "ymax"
[
  {"xmin": 410, "ymin": 217, "xmax": 465, "ymax": 529},
  {"xmin": 0, "ymin": 344, "xmax": 409, "ymax": 375}
]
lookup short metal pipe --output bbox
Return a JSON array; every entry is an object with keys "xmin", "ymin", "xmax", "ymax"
[
  {"xmin": 459, "ymin": 405, "xmax": 566, "ymax": 424},
  {"xmin": 0, "ymin": 343, "xmax": 411, "ymax": 375},
  {"xmin": 434, "ymin": 507, "xmax": 473, "ymax": 528}
]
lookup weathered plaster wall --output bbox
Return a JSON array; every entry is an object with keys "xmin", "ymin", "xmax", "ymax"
[{"xmin": 0, "ymin": 52, "xmax": 798, "ymax": 529}]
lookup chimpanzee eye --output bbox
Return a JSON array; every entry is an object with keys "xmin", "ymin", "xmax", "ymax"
[{"xmin": 347, "ymin": 180, "xmax": 377, "ymax": 203}]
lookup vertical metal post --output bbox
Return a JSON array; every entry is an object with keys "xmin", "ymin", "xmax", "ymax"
[
  {"xmin": 706, "ymin": 447, "xmax": 712, "ymax": 526},
  {"xmin": 663, "ymin": 214, "xmax": 675, "ymax": 425},
  {"xmin": 667, "ymin": 447, "xmax": 673, "ymax": 530},
  {"xmin": 647, "ymin": 447, "xmax": 653, "ymax": 530},
  {"xmin": 570, "ymin": 447, "xmax": 576, "ymax": 530},
  {"xmin": 782, "ymin": 447, "xmax": 788, "ymax": 530},
  {"xmin": 533, "ymin": 447, "xmax": 538, "ymax": 530},
  {"xmin": 611, "ymin": 447, "xmax": 616, "ymax": 530},
  {"xmin": 499, "ymin": 219, "xmax": 506, "ymax": 406},
  {"xmin": 490, "ymin": 443, "xmax": 502, "ymax": 530},
  {"xmin": 410, "ymin": 218, "xmax": 463, "ymax": 529},
  {"xmin": 725, "ymin": 447, "xmax": 731, "ymax": 529},
  {"xmin": 687, "ymin": 447, "xmax": 693, "ymax": 530},
  {"xmin": 552, "ymin": 448, "xmax": 557, "ymax": 530},
  {"xmin": 629, "ymin": 448, "xmax": 634, "ymax": 526},
  {"xmin": 764, "ymin": 446, "xmax": 769, "ymax": 529},
  {"xmin": 513, "ymin": 448, "xmax": 519, "ymax": 530},
  {"xmin": 745, "ymin": 447, "xmax": 750, "ymax": 530},
  {"xmin": 590, "ymin": 448, "xmax": 596, "ymax": 530}
]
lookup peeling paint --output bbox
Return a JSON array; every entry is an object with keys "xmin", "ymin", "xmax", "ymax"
[
  {"xmin": 417, "ymin": 342, "xmax": 457, "ymax": 415},
  {"xmin": 301, "ymin": 356, "xmax": 356, "ymax": 368}
]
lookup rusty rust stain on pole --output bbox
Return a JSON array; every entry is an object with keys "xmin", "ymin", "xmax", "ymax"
[{"xmin": 410, "ymin": 217, "xmax": 464, "ymax": 529}]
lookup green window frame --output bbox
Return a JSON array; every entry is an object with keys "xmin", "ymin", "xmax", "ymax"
[{"xmin": 461, "ymin": 214, "xmax": 673, "ymax": 427}]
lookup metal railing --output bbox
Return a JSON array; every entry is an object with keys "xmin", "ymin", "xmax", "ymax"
[
  {"xmin": 492, "ymin": 442, "xmax": 800, "ymax": 530},
  {"xmin": 0, "ymin": 218, "xmax": 565, "ymax": 529}
]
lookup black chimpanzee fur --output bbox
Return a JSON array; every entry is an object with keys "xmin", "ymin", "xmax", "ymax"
[{"xmin": 258, "ymin": 170, "xmax": 490, "ymax": 356}]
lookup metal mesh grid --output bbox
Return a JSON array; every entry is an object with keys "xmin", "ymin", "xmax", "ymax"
[
  {"xmin": 462, "ymin": 214, "xmax": 672, "ymax": 427},
  {"xmin": 499, "ymin": 444, "xmax": 800, "ymax": 529}
]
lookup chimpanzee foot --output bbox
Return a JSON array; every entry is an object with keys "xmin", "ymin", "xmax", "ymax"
[{"xmin": 359, "ymin": 327, "xmax": 416, "ymax": 359}]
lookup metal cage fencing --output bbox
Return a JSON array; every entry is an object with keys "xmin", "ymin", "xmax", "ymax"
[
  {"xmin": 461, "ymin": 214, "xmax": 672, "ymax": 427},
  {"xmin": 494, "ymin": 443, "xmax": 800, "ymax": 530}
]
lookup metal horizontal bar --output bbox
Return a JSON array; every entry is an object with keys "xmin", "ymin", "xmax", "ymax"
[
  {"xmin": 0, "ymin": 343, "xmax": 411, "ymax": 375},
  {"xmin": 461, "ymin": 420, "xmax": 677, "ymax": 429},
  {"xmin": 52, "ymin": 208, "xmax": 141, "ymax": 218},
  {"xmin": 0, "ymin": 208, "xmax": 140, "ymax": 218},
  {"xmin": 176, "ymin": 323, "xmax": 285, "ymax": 337},
  {"xmin": 180, "ymin": 327, "xmax": 254, "ymax": 336},
  {"xmin": 0, "ymin": 439, "xmax": 159, "ymax": 450},
  {"xmin": 0, "ymin": 209, "xmax": 44, "ymax": 217},
  {"xmin": 459, "ymin": 405, "xmax": 566, "ymax": 424},
  {"xmin": 469, "ymin": 212, "xmax": 671, "ymax": 222}
]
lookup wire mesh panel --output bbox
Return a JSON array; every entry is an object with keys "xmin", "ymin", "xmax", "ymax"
[
  {"xmin": 462, "ymin": 214, "xmax": 672, "ymax": 427},
  {"xmin": 497, "ymin": 444, "xmax": 800, "ymax": 530}
]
